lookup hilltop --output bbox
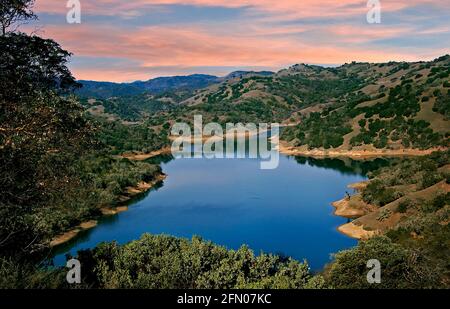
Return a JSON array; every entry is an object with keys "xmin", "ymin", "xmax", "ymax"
[
  {"xmin": 77, "ymin": 71, "xmax": 275, "ymax": 100},
  {"xmin": 281, "ymin": 56, "xmax": 450, "ymax": 153}
]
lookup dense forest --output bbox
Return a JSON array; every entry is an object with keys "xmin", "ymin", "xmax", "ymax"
[{"xmin": 1, "ymin": 1, "xmax": 449, "ymax": 289}]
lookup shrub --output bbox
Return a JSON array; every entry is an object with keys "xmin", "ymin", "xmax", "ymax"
[
  {"xmin": 326, "ymin": 236, "xmax": 440, "ymax": 289},
  {"xmin": 377, "ymin": 208, "xmax": 392, "ymax": 221},
  {"xmin": 396, "ymin": 200, "xmax": 411, "ymax": 213},
  {"xmin": 76, "ymin": 234, "xmax": 318, "ymax": 289},
  {"xmin": 431, "ymin": 193, "xmax": 449, "ymax": 211},
  {"xmin": 420, "ymin": 171, "xmax": 444, "ymax": 189},
  {"xmin": 362, "ymin": 180, "xmax": 402, "ymax": 206}
]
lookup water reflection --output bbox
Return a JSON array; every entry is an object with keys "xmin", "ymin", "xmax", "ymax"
[
  {"xmin": 147, "ymin": 153, "xmax": 391, "ymax": 178},
  {"xmin": 293, "ymin": 156, "xmax": 391, "ymax": 177}
]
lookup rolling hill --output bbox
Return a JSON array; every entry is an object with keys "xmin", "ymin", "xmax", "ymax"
[{"xmin": 79, "ymin": 55, "xmax": 450, "ymax": 152}]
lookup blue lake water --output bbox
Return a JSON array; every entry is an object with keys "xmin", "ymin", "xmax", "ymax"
[{"xmin": 53, "ymin": 154, "xmax": 388, "ymax": 270}]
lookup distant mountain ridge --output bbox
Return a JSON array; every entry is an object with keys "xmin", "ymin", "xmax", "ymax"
[
  {"xmin": 130, "ymin": 74, "xmax": 218, "ymax": 94},
  {"xmin": 77, "ymin": 71, "xmax": 274, "ymax": 99},
  {"xmin": 76, "ymin": 81, "xmax": 144, "ymax": 99}
]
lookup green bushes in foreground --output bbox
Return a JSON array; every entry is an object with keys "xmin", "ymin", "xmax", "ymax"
[
  {"xmin": 0, "ymin": 257, "xmax": 69, "ymax": 289},
  {"xmin": 326, "ymin": 236, "xmax": 442, "ymax": 289},
  {"xmin": 1, "ymin": 232, "xmax": 447, "ymax": 289},
  {"xmin": 75, "ymin": 234, "xmax": 323, "ymax": 289}
]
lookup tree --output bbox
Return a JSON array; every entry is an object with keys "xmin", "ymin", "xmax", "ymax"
[
  {"xmin": 0, "ymin": 33, "xmax": 79, "ymax": 103},
  {"xmin": 75, "ymin": 234, "xmax": 318, "ymax": 289},
  {"xmin": 0, "ymin": 0, "xmax": 36, "ymax": 35},
  {"xmin": 0, "ymin": 3, "xmax": 91, "ymax": 257},
  {"xmin": 326, "ymin": 236, "xmax": 441, "ymax": 288}
]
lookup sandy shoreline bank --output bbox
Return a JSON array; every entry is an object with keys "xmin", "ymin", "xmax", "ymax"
[
  {"xmin": 120, "ymin": 147, "xmax": 172, "ymax": 161},
  {"xmin": 49, "ymin": 174, "xmax": 167, "ymax": 248},
  {"xmin": 279, "ymin": 142, "xmax": 444, "ymax": 159},
  {"xmin": 121, "ymin": 139, "xmax": 445, "ymax": 161},
  {"xmin": 332, "ymin": 198, "xmax": 367, "ymax": 219},
  {"xmin": 337, "ymin": 222, "xmax": 379, "ymax": 240},
  {"xmin": 331, "ymin": 181, "xmax": 379, "ymax": 239}
]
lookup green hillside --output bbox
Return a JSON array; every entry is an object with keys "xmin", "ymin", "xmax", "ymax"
[{"xmin": 84, "ymin": 57, "xmax": 450, "ymax": 153}]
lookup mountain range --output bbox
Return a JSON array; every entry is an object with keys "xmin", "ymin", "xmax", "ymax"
[{"xmin": 77, "ymin": 71, "xmax": 274, "ymax": 99}]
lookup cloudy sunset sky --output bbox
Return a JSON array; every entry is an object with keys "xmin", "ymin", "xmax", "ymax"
[{"xmin": 31, "ymin": 0, "xmax": 450, "ymax": 82}]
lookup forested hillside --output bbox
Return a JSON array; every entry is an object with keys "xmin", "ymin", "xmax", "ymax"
[
  {"xmin": 282, "ymin": 57, "xmax": 450, "ymax": 151},
  {"xmin": 82, "ymin": 57, "xmax": 449, "ymax": 154},
  {"xmin": 0, "ymin": 0, "xmax": 166, "ymax": 277},
  {"xmin": 181, "ymin": 58, "xmax": 449, "ymax": 151}
]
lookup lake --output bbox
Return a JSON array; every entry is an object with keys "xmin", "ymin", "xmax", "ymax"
[{"xmin": 53, "ymin": 154, "xmax": 388, "ymax": 270}]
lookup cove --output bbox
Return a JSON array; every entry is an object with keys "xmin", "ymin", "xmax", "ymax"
[{"xmin": 52, "ymin": 154, "xmax": 388, "ymax": 270}]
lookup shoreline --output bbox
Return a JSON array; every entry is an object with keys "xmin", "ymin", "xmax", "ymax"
[
  {"xmin": 49, "ymin": 173, "xmax": 167, "ymax": 248},
  {"xmin": 51, "ymin": 142, "xmax": 446, "ymax": 247},
  {"xmin": 333, "ymin": 179, "xmax": 450, "ymax": 239},
  {"xmin": 278, "ymin": 141, "xmax": 445, "ymax": 159},
  {"xmin": 331, "ymin": 181, "xmax": 379, "ymax": 239},
  {"xmin": 332, "ymin": 197, "xmax": 367, "ymax": 219},
  {"xmin": 337, "ymin": 222, "xmax": 379, "ymax": 240},
  {"xmin": 120, "ymin": 147, "xmax": 172, "ymax": 161},
  {"xmin": 120, "ymin": 140, "xmax": 446, "ymax": 161}
]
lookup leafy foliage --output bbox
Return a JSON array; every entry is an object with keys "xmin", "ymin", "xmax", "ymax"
[
  {"xmin": 96, "ymin": 119, "xmax": 170, "ymax": 154},
  {"xmin": 75, "ymin": 234, "xmax": 320, "ymax": 289},
  {"xmin": 433, "ymin": 91, "xmax": 450, "ymax": 119},
  {"xmin": 0, "ymin": 0, "xmax": 36, "ymax": 35},
  {"xmin": 287, "ymin": 111, "xmax": 352, "ymax": 149},
  {"xmin": 362, "ymin": 180, "xmax": 402, "ymax": 206},
  {"xmin": 0, "ymin": 33, "xmax": 92, "ymax": 256},
  {"xmin": 326, "ymin": 236, "xmax": 441, "ymax": 289}
]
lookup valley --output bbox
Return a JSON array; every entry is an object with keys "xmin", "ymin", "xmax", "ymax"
[{"xmin": 1, "ymin": 6, "xmax": 449, "ymax": 287}]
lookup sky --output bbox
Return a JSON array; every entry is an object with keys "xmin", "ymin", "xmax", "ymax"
[{"xmin": 29, "ymin": 0, "xmax": 450, "ymax": 82}]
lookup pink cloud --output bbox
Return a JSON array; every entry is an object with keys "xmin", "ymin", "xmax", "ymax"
[
  {"xmin": 39, "ymin": 23, "xmax": 426, "ymax": 81},
  {"xmin": 35, "ymin": 0, "xmax": 450, "ymax": 18},
  {"xmin": 30, "ymin": 0, "xmax": 450, "ymax": 81}
]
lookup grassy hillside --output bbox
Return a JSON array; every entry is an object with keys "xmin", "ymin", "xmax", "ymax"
[
  {"xmin": 282, "ymin": 56, "xmax": 450, "ymax": 151},
  {"xmin": 83, "ymin": 56, "xmax": 449, "ymax": 154}
]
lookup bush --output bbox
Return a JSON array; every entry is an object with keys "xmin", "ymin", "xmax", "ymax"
[
  {"xmin": 396, "ymin": 200, "xmax": 411, "ymax": 213},
  {"xmin": 421, "ymin": 193, "xmax": 450, "ymax": 213},
  {"xmin": 0, "ymin": 257, "xmax": 68, "ymax": 289},
  {"xmin": 76, "ymin": 234, "xmax": 319, "ymax": 289},
  {"xmin": 358, "ymin": 119, "xmax": 367, "ymax": 128},
  {"xmin": 362, "ymin": 180, "xmax": 402, "ymax": 206},
  {"xmin": 420, "ymin": 171, "xmax": 444, "ymax": 189},
  {"xmin": 377, "ymin": 209, "xmax": 392, "ymax": 221},
  {"xmin": 326, "ymin": 236, "xmax": 440, "ymax": 289}
]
